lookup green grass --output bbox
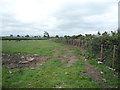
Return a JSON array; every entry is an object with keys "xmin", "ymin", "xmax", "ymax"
[
  {"xmin": 2, "ymin": 59, "xmax": 100, "ymax": 88},
  {"xmin": 73, "ymin": 48, "xmax": 118, "ymax": 88},
  {"xmin": 2, "ymin": 40, "xmax": 118, "ymax": 88},
  {"xmin": 2, "ymin": 40, "xmax": 62, "ymax": 56},
  {"xmin": 88, "ymin": 59, "xmax": 118, "ymax": 88}
]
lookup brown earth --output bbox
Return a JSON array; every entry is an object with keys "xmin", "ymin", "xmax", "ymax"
[
  {"xmin": 2, "ymin": 53, "xmax": 52, "ymax": 69},
  {"xmin": 53, "ymin": 46, "xmax": 78, "ymax": 66},
  {"xmin": 82, "ymin": 60, "xmax": 103, "ymax": 82}
]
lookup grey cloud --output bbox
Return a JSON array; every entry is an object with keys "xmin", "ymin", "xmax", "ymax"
[
  {"xmin": 51, "ymin": 1, "xmax": 118, "ymax": 35},
  {"xmin": 55, "ymin": 1, "xmax": 115, "ymax": 18},
  {"xmin": 0, "ymin": 0, "xmax": 118, "ymax": 36},
  {"xmin": 1, "ymin": 14, "xmax": 44, "ymax": 36}
]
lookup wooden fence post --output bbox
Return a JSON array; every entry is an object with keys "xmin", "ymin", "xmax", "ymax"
[
  {"xmin": 112, "ymin": 45, "xmax": 116, "ymax": 68},
  {"xmin": 72, "ymin": 39, "xmax": 73, "ymax": 45},
  {"xmin": 79, "ymin": 39, "xmax": 80, "ymax": 47},
  {"xmin": 86, "ymin": 40, "xmax": 88, "ymax": 48},
  {"xmin": 81, "ymin": 40, "xmax": 83, "ymax": 48},
  {"xmin": 77, "ymin": 41, "xmax": 79, "ymax": 47},
  {"xmin": 73, "ymin": 40, "xmax": 75, "ymax": 46},
  {"xmin": 71, "ymin": 39, "xmax": 72, "ymax": 45},
  {"xmin": 80, "ymin": 40, "xmax": 81, "ymax": 48},
  {"xmin": 101, "ymin": 44, "xmax": 103, "ymax": 61}
]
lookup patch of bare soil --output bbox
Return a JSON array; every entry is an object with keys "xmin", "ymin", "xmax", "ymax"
[
  {"xmin": 66, "ymin": 56, "xmax": 78, "ymax": 66},
  {"xmin": 53, "ymin": 49, "xmax": 60, "ymax": 58},
  {"xmin": 82, "ymin": 61, "xmax": 103, "ymax": 82},
  {"xmin": 63, "ymin": 46, "xmax": 78, "ymax": 66},
  {"xmin": 2, "ymin": 53, "xmax": 52, "ymax": 69},
  {"xmin": 53, "ymin": 46, "xmax": 78, "ymax": 66}
]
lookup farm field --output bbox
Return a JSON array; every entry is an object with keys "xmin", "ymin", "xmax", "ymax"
[{"xmin": 2, "ymin": 40, "xmax": 118, "ymax": 88}]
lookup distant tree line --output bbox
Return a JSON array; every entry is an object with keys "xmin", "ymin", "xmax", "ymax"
[
  {"xmin": 9, "ymin": 31, "xmax": 61, "ymax": 39},
  {"xmin": 8, "ymin": 30, "xmax": 119, "ymax": 44},
  {"xmin": 10, "ymin": 34, "xmax": 41, "ymax": 38}
]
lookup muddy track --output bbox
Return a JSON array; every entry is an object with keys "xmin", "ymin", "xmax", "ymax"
[
  {"xmin": 79, "ymin": 55, "xmax": 106, "ymax": 85},
  {"xmin": 63, "ymin": 48, "xmax": 78, "ymax": 66},
  {"xmin": 62, "ymin": 45, "xmax": 104, "ymax": 83},
  {"xmin": 53, "ymin": 46, "xmax": 78, "ymax": 67},
  {"xmin": 82, "ymin": 61, "xmax": 103, "ymax": 82}
]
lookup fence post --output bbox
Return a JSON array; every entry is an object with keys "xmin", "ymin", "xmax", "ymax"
[
  {"xmin": 73, "ymin": 39, "xmax": 75, "ymax": 46},
  {"xmin": 72, "ymin": 39, "xmax": 74, "ymax": 45},
  {"xmin": 71, "ymin": 39, "xmax": 72, "ymax": 45},
  {"xmin": 80, "ymin": 39, "xmax": 81, "ymax": 48},
  {"xmin": 81, "ymin": 40, "xmax": 83, "ymax": 48},
  {"xmin": 112, "ymin": 45, "xmax": 116, "ymax": 68},
  {"xmin": 101, "ymin": 44, "xmax": 103, "ymax": 61},
  {"xmin": 79, "ymin": 39, "xmax": 80, "ymax": 47}
]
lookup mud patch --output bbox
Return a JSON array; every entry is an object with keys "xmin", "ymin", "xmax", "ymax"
[
  {"xmin": 60, "ymin": 48, "xmax": 78, "ymax": 66},
  {"xmin": 82, "ymin": 61, "xmax": 103, "ymax": 82},
  {"xmin": 2, "ymin": 53, "xmax": 52, "ymax": 69},
  {"xmin": 66, "ymin": 56, "xmax": 78, "ymax": 66},
  {"xmin": 53, "ymin": 47, "xmax": 78, "ymax": 67}
]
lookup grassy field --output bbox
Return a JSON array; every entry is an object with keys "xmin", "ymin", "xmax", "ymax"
[
  {"xmin": 2, "ymin": 40, "xmax": 118, "ymax": 88},
  {"xmin": 2, "ymin": 40, "xmax": 62, "ymax": 56}
]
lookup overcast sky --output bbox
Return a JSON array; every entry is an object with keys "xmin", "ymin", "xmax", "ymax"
[{"xmin": 0, "ymin": 0, "xmax": 119, "ymax": 36}]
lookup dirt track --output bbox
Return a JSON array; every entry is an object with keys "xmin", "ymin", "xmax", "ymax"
[{"xmin": 2, "ymin": 46, "xmax": 103, "ymax": 83}]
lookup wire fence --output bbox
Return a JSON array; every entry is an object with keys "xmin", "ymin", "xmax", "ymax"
[{"xmin": 53, "ymin": 38, "xmax": 119, "ymax": 71}]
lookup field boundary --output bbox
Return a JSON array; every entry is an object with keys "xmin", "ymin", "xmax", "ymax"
[{"xmin": 53, "ymin": 38, "xmax": 119, "ymax": 71}]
